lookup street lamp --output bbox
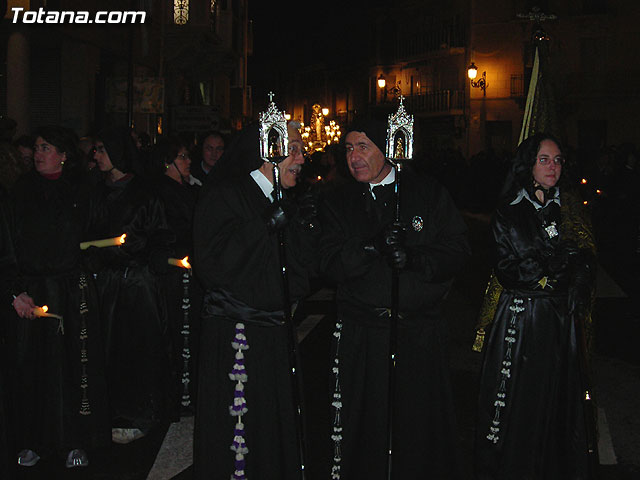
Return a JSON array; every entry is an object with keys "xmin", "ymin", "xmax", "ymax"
[
  {"xmin": 377, "ymin": 74, "xmax": 386, "ymax": 89},
  {"xmin": 468, "ymin": 62, "xmax": 487, "ymax": 93}
]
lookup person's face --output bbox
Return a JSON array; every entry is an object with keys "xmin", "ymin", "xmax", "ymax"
[
  {"xmin": 202, "ymin": 135, "xmax": 224, "ymax": 168},
  {"xmin": 278, "ymin": 129, "xmax": 305, "ymax": 189},
  {"xmin": 33, "ymin": 137, "xmax": 65, "ymax": 176},
  {"xmin": 171, "ymin": 147, "xmax": 191, "ymax": 177},
  {"xmin": 345, "ymin": 131, "xmax": 390, "ymax": 184},
  {"xmin": 93, "ymin": 142, "xmax": 114, "ymax": 172},
  {"xmin": 532, "ymin": 139, "xmax": 563, "ymax": 189},
  {"xmin": 17, "ymin": 146, "xmax": 33, "ymax": 168}
]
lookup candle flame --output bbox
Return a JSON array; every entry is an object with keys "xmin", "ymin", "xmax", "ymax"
[
  {"xmin": 181, "ymin": 256, "xmax": 191, "ymax": 269},
  {"xmin": 119, "ymin": 234, "xmax": 127, "ymax": 244},
  {"xmin": 42, "ymin": 305, "xmax": 49, "ymax": 313},
  {"xmin": 581, "ymin": 178, "xmax": 587, "ymax": 184}
]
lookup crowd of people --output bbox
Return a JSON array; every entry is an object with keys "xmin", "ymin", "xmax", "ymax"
[
  {"xmin": 0, "ymin": 119, "xmax": 225, "ymax": 474},
  {"xmin": 0, "ymin": 114, "xmax": 608, "ymax": 479}
]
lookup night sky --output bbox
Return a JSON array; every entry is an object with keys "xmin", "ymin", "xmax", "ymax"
[{"xmin": 247, "ymin": 0, "xmax": 373, "ymax": 107}]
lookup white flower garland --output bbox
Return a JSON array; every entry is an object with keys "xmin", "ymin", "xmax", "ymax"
[
  {"xmin": 486, "ymin": 297, "xmax": 524, "ymax": 444},
  {"xmin": 181, "ymin": 271, "xmax": 192, "ymax": 407},
  {"xmin": 330, "ymin": 320, "xmax": 343, "ymax": 479}
]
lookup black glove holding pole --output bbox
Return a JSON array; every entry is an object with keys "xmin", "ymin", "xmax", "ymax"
[
  {"xmin": 363, "ymin": 221, "xmax": 408, "ymax": 269},
  {"xmin": 264, "ymin": 193, "xmax": 319, "ymax": 232}
]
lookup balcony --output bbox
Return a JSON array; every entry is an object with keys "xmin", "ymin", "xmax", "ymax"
[
  {"xmin": 398, "ymin": 24, "xmax": 466, "ymax": 61},
  {"xmin": 401, "ymin": 90, "xmax": 465, "ymax": 115}
]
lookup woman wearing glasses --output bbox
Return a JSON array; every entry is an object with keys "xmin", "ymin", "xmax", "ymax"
[{"xmin": 475, "ymin": 133, "xmax": 596, "ymax": 479}]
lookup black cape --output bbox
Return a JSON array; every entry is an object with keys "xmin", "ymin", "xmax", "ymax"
[
  {"xmin": 318, "ymin": 169, "xmax": 470, "ymax": 479},
  {"xmin": 153, "ymin": 174, "xmax": 202, "ymax": 417},
  {"xmin": 88, "ymin": 174, "xmax": 175, "ymax": 429},
  {"xmin": 192, "ymin": 173, "xmax": 314, "ymax": 480},
  {"xmin": 475, "ymin": 190, "xmax": 590, "ymax": 479},
  {"xmin": 8, "ymin": 170, "xmax": 110, "ymax": 457}
]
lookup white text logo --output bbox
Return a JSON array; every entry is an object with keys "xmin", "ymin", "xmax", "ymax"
[{"xmin": 11, "ymin": 8, "xmax": 147, "ymax": 24}]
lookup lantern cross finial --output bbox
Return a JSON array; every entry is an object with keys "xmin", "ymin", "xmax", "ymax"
[
  {"xmin": 268, "ymin": 91, "xmax": 275, "ymax": 103},
  {"xmin": 517, "ymin": 6, "xmax": 557, "ymax": 23}
]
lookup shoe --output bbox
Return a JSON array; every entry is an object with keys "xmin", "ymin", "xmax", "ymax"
[
  {"xmin": 111, "ymin": 427, "xmax": 146, "ymax": 444},
  {"xmin": 65, "ymin": 449, "xmax": 89, "ymax": 468},
  {"xmin": 17, "ymin": 449, "xmax": 40, "ymax": 467}
]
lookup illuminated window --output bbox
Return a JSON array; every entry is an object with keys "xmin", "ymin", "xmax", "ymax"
[{"xmin": 174, "ymin": 0, "xmax": 189, "ymax": 25}]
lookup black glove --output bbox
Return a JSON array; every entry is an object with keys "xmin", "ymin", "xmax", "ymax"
[
  {"xmin": 263, "ymin": 199, "xmax": 297, "ymax": 232},
  {"xmin": 386, "ymin": 244, "xmax": 408, "ymax": 269},
  {"xmin": 364, "ymin": 222, "xmax": 408, "ymax": 269},
  {"xmin": 294, "ymin": 193, "xmax": 318, "ymax": 230}
]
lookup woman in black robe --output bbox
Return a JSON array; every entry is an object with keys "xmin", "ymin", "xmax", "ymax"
[
  {"xmin": 192, "ymin": 123, "xmax": 317, "ymax": 480},
  {"xmin": 475, "ymin": 133, "xmax": 596, "ymax": 479},
  {"xmin": 88, "ymin": 127, "xmax": 175, "ymax": 444},
  {"xmin": 150, "ymin": 136, "xmax": 202, "ymax": 419},
  {"xmin": 9, "ymin": 126, "xmax": 109, "ymax": 468}
]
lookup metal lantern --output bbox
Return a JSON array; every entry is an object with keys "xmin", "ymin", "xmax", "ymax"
[
  {"xmin": 259, "ymin": 91, "xmax": 289, "ymax": 163},
  {"xmin": 385, "ymin": 95, "xmax": 414, "ymax": 164}
]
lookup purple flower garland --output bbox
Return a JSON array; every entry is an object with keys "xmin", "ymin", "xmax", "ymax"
[{"xmin": 229, "ymin": 322, "xmax": 249, "ymax": 479}]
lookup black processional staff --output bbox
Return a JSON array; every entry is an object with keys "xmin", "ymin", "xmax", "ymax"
[
  {"xmin": 258, "ymin": 92, "xmax": 307, "ymax": 480},
  {"xmin": 572, "ymin": 308, "xmax": 600, "ymax": 478},
  {"xmin": 384, "ymin": 96, "xmax": 414, "ymax": 480}
]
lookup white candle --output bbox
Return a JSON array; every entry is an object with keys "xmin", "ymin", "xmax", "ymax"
[{"xmin": 80, "ymin": 233, "xmax": 126, "ymax": 250}]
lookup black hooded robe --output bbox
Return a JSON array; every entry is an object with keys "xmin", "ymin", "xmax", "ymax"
[
  {"xmin": 8, "ymin": 170, "xmax": 110, "ymax": 459},
  {"xmin": 192, "ymin": 174, "xmax": 315, "ymax": 480},
  {"xmin": 153, "ymin": 174, "xmax": 203, "ymax": 418},
  {"xmin": 319, "ymin": 171, "xmax": 470, "ymax": 479},
  {"xmin": 88, "ymin": 174, "xmax": 175, "ymax": 430}
]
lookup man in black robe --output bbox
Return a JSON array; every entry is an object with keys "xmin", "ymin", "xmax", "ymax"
[
  {"xmin": 318, "ymin": 121, "xmax": 470, "ymax": 479},
  {"xmin": 192, "ymin": 122, "xmax": 316, "ymax": 480}
]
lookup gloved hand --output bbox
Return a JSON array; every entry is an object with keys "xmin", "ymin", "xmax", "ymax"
[
  {"xmin": 263, "ymin": 199, "xmax": 297, "ymax": 232},
  {"xmin": 364, "ymin": 222, "xmax": 408, "ymax": 269},
  {"xmin": 294, "ymin": 193, "xmax": 318, "ymax": 230}
]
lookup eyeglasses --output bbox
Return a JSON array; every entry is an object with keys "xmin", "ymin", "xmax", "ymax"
[
  {"xmin": 177, "ymin": 153, "xmax": 190, "ymax": 160},
  {"xmin": 537, "ymin": 156, "xmax": 565, "ymax": 166}
]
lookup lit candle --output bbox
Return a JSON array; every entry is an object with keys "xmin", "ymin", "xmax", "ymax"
[
  {"xmin": 168, "ymin": 256, "xmax": 191, "ymax": 269},
  {"xmin": 80, "ymin": 233, "xmax": 126, "ymax": 250},
  {"xmin": 32, "ymin": 304, "xmax": 63, "ymax": 320}
]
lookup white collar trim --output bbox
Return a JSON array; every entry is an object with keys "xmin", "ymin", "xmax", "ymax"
[
  {"xmin": 369, "ymin": 167, "xmax": 396, "ymax": 199},
  {"xmin": 250, "ymin": 168, "xmax": 274, "ymax": 201},
  {"xmin": 511, "ymin": 187, "xmax": 561, "ymax": 210}
]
